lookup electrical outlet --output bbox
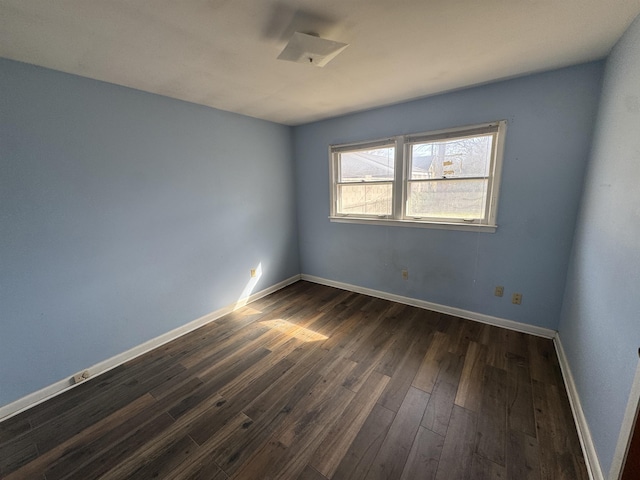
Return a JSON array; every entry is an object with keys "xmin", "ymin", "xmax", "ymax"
[
  {"xmin": 495, "ymin": 286, "xmax": 504, "ymax": 297},
  {"xmin": 250, "ymin": 269, "xmax": 257, "ymax": 278},
  {"xmin": 72, "ymin": 369, "xmax": 90, "ymax": 384},
  {"xmin": 512, "ymin": 293, "xmax": 522, "ymax": 305},
  {"xmin": 402, "ymin": 269, "xmax": 408, "ymax": 280}
]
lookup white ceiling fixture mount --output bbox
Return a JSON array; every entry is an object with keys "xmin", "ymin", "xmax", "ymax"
[{"xmin": 277, "ymin": 31, "xmax": 349, "ymax": 67}]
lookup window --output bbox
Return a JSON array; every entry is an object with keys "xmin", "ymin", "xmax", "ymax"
[
  {"xmin": 329, "ymin": 121, "xmax": 506, "ymax": 232},
  {"xmin": 334, "ymin": 142, "xmax": 395, "ymax": 216}
]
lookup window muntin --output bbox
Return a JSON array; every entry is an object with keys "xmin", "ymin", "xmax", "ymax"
[{"xmin": 330, "ymin": 121, "xmax": 506, "ymax": 231}]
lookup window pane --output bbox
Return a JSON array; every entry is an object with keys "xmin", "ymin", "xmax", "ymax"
[
  {"xmin": 339, "ymin": 147, "xmax": 395, "ymax": 182},
  {"xmin": 411, "ymin": 134, "xmax": 493, "ymax": 180},
  {"xmin": 338, "ymin": 183, "xmax": 392, "ymax": 215},
  {"xmin": 407, "ymin": 179, "xmax": 488, "ymax": 219}
]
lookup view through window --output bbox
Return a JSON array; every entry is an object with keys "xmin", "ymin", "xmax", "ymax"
[{"xmin": 330, "ymin": 121, "xmax": 506, "ymax": 231}]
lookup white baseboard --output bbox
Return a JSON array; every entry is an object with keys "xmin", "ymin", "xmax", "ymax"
[
  {"xmin": 554, "ymin": 334, "xmax": 604, "ymax": 480},
  {"xmin": 0, "ymin": 274, "xmax": 301, "ymax": 422},
  {"xmin": 608, "ymin": 356, "xmax": 640, "ymax": 480},
  {"xmin": 300, "ymin": 274, "xmax": 556, "ymax": 339}
]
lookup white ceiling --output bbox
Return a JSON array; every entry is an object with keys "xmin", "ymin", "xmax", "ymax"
[{"xmin": 1, "ymin": 0, "xmax": 639, "ymax": 125}]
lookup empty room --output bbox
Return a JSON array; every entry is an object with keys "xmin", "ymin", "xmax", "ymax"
[{"xmin": 1, "ymin": 1, "xmax": 640, "ymax": 479}]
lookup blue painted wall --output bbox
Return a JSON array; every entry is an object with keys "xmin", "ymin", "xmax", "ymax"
[
  {"xmin": 559, "ymin": 15, "xmax": 640, "ymax": 477},
  {"xmin": 294, "ymin": 63, "xmax": 603, "ymax": 330},
  {"xmin": 0, "ymin": 58, "xmax": 299, "ymax": 407}
]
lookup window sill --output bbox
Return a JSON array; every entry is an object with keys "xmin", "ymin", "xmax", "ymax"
[{"xmin": 328, "ymin": 216, "xmax": 497, "ymax": 233}]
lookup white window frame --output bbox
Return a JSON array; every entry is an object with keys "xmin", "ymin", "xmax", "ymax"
[{"xmin": 329, "ymin": 121, "xmax": 507, "ymax": 232}]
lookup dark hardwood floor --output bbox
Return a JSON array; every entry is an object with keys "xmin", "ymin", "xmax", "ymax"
[{"xmin": 0, "ymin": 281, "xmax": 588, "ymax": 479}]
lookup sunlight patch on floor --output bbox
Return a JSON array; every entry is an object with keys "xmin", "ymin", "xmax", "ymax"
[
  {"xmin": 236, "ymin": 306, "xmax": 263, "ymax": 316},
  {"xmin": 259, "ymin": 319, "xmax": 328, "ymax": 342}
]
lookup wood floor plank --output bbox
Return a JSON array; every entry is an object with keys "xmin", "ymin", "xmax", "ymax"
[
  {"xmin": 331, "ymin": 403, "xmax": 396, "ymax": 480},
  {"xmin": 337, "ymin": 305, "xmax": 394, "ymax": 361},
  {"xmin": 261, "ymin": 311, "xmax": 326, "ymax": 352},
  {"xmin": 375, "ymin": 308, "xmax": 422, "ymax": 377},
  {"xmin": 447, "ymin": 318, "xmax": 483, "ymax": 356},
  {"xmin": 269, "ymin": 387, "xmax": 356, "ymax": 479},
  {"xmin": 0, "ymin": 442, "xmax": 38, "ymax": 477},
  {"xmin": 179, "ymin": 324, "xmax": 270, "ymax": 371},
  {"xmin": 365, "ymin": 386, "xmax": 431, "ymax": 480},
  {"xmin": 342, "ymin": 350, "xmax": 389, "ymax": 394},
  {"xmin": 0, "ymin": 416, "xmax": 31, "ymax": 445},
  {"xmin": 319, "ymin": 309, "xmax": 367, "ymax": 352},
  {"xmin": 233, "ymin": 383, "xmax": 355, "ymax": 479},
  {"xmin": 186, "ymin": 359, "xmax": 295, "ymax": 446},
  {"xmin": 320, "ymin": 297, "xmax": 393, "ymax": 357},
  {"xmin": 454, "ymin": 341, "xmax": 487, "ymax": 412},
  {"xmin": 275, "ymin": 357, "xmax": 357, "ymax": 448},
  {"xmin": 44, "ymin": 380, "xmax": 201, "ymax": 480},
  {"xmin": 506, "ymin": 352, "xmax": 536, "ymax": 436},
  {"xmin": 119, "ymin": 434, "xmax": 199, "ymax": 480},
  {"xmin": 435, "ymin": 406, "xmax": 478, "ymax": 480},
  {"xmin": 180, "ymin": 324, "xmax": 270, "ymax": 375},
  {"xmin": 505, "ymin": 330, "xmax": 529, "ymax": 363},
  {"xmin": 172, "ymin": 455, "xmax": 229, "ymax": 480},
  {"xmin": 480, "ymin": 325, "xmax": 509, "ymax": 370},
  {"xmin": 78, "ymin": 382, "xmax": 232, "ymax": 480},
  {"xmin": 0, "ymin": 436, "xmax": 36, "ymax": 472},
  {"xmin": 61, "ymin": 412, "xmax": 176, "ymax": 480},
  {"xmin": 470, "ymin": 454, "xmax": 507, "ymax": 479},
  {"xmin": 53, "ymin": 378, "xmax": 202, "ymax": 480},
  {"xmin": 249, "ymin": 281, "xmax": 313, "ymax": 311},
  {"xmin": 348, "ymin": 308, "xmax": 401, "ymax": 365},
  {"xmin": 229, "ymin": 436, "xmax": 287, "ymax": 479},
  {"xmin": 317, "ymin": 289, "xmax": 356, "ymax": 312},
  {"xmin": 507, "ymin": 429, "xmax": 541, "ymax": 480},
  {"xmin": 282, "ymin": 336, "xmax": 329, "ymax": 367},
  {"xmin": 376, "ymin": 325, "xmax": 432, "ymax": 412},
  {"xmin": 149, "ymin": 362, "xmax": 207, "ymax": 400},
  {"xmin": 242, "ymin": 353, "xmax": 325, "ymax": 421},
  {"xmin": 400, "ymin": 426, "xmax": 444, "ymax": 480},
  {"xmin": 532, "ymin": 379, "xmax": 588, "ymax": 480},
  {"xmin": 421, "ymin": 352, "xmax": 464, "ymax": 436},
  {"xmin": 6, "ymin": 360, "xmax": 180, "ymax": 459},
  {"xmin": 0, "ymin": 281, "xmax": 589, "ymax": 480},
  {"xmin": 412, "ymin": 331, "xmax": 451, "ymax": 393},
  {"xmin": 309, "ymin": 370, "xmax": 390, "ymax": 478},
  {"xmin": 212, "ymin": 342, "xmax": 338, "ymax": 475},
  {"xmin": 4, "ymin": 392, "xmax": 156, "ymax": 480},
  {"xmin": 28, "ymin": 349, "xmax": 182, "ymax": 426},
  {"xmin": 528, "ymin": 336, "xmax": 561, "ymax": 386},
  {"xmin": 19, "ymin": 362, "xmax": 144, "ymax": 428},
  {"xmin": 168, "ymin": 347, "xmax": 270, "ymax": 420},
  {"xmin": 297, "ymin": 465, "xmax": 328, "ymax": 480},
  {"xmin": 476, "ymin": 365, "xmax": 508, "ymax": 466},
  {"xmin": 307, "ymin": 294, "xmax": 372, "ymax": 338},
  {"xmin": 212, "ymin": 369, "xmax": 323, "ymax": 475},
  {"xmin": 166, "ymin": 303, "xmax": 271, "ymax": 358},
  {"xmin": 170, "ymin": 412, "xmax": 251, "ymax": 479}
]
